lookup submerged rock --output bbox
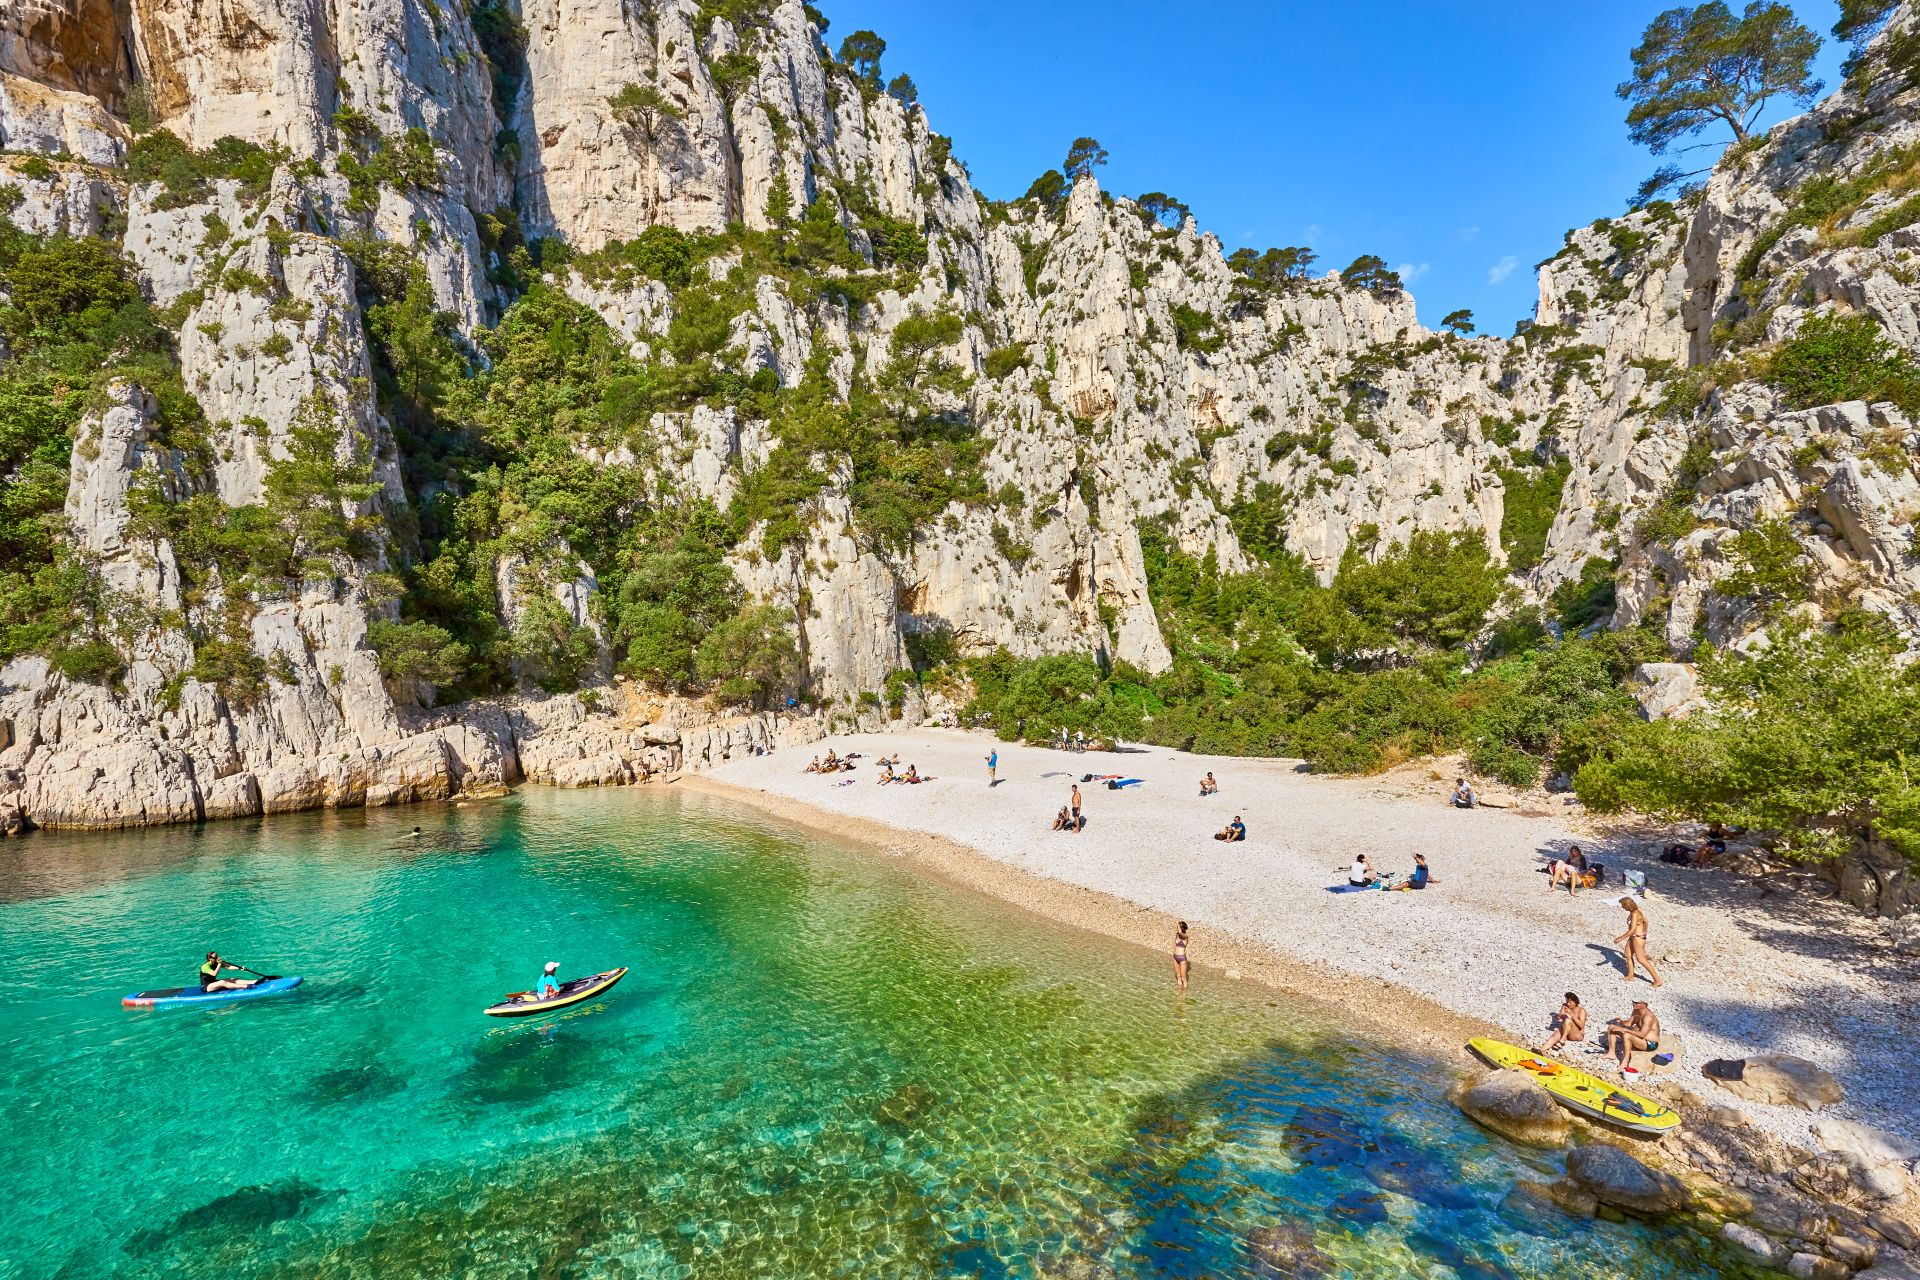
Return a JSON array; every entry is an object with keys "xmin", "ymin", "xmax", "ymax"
[
  {"xmin": 124, "ymin": 1180, "xmax": 340, "ymax": 1256},
  {"xmin": 874, "ymin": 1082, "xmax": 938, "ymax": 1133},
  {"xmin": 1245, "ymin": 1223, "xmax": 1329, "ymax": 1278},
  {"xmin": 1450, "ymin": 1069, "xmax": 1571, "ymax": 1148},
  {"xmin": 1565, "ymin": 1143, "xmax": 1692, "ymax": 1216}
]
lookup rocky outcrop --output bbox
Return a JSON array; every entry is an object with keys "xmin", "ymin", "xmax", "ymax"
[
  {"xmin": 1450, "ymin": 1069, "xmax": 1572, "ymax": 1148},
  {"xmin": 1706, "ymin": 1055, "xmax": 1848, "ymax": 1112},
  {"xmin": 1564, "ymin": 1142, "xmax": 1693, "ymax": 1216}
]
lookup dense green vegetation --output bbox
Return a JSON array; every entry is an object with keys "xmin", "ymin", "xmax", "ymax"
[
  {"xmin": 952, "ymin": 517, "xmax": 1652, "ymax": 788},
  {"xmin": 0, "ymin": 217, "xmax": 192, "ymax": 683},
  {"xmin": 1576, "ymin": 613, "xmax": 1920, "ymax": 867}
]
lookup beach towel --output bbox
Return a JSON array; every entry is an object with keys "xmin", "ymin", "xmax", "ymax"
[
  {"xmin": 1105, "ymin": 778, "xmax": 1144, "ymax": 789},
  {"xmin": 1325, "ymin": 884, "xmax": 1372, "ymax": 894}
]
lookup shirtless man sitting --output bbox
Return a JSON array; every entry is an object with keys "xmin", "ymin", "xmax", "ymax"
[
  {"xmin": 1603, "ymin": 999, "xmax": 1662, "ymax": 1076},
  {"xmin": 1199, "ymin": 772, "xmax": 1218, "ymax": 796}
]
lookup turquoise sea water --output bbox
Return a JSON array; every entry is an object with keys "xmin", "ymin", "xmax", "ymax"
[{"xmin": 0, "ymin": 787, "xmax": 1746, "ymax": 1279}]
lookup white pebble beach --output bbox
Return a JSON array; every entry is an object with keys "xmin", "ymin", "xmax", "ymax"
[{"xmin": 701, "ymin": 728, "xmax": 1918, "ymax": 1152}]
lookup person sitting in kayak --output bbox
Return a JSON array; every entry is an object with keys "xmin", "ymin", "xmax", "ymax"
[
  {"xmin": 199, "ymin": 952, "xmax": 256, "ymax": 993},
  {"xmin": 527, "ymin": 961, "xmax": 561, "ymax": 1002}
]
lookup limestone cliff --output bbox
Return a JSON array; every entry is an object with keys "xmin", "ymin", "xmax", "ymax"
[{"xmin": 0, "ymin": 0, "xmax": 1917, "ymax": 831}]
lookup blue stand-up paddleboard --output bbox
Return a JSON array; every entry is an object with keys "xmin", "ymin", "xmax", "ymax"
[{"xmin": 122, "ymin": 976, "xmax": 304, "ymax": 1009}]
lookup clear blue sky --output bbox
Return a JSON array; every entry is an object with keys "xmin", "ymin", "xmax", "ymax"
[{"xmin": 821, "ymin": 0, "xmax": 1848, "ymax": 332}]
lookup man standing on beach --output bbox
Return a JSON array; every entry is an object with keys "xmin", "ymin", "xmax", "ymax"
[
  {"xmin": 1071, "ymin": 783, "xmax": 1083, "ymax": 830},
  {"xmin": 986, "ymin": 748, "xmax": 998, "ymax": 786}
]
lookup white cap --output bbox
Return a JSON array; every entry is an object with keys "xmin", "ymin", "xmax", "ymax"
[{"xmin": 544, "ymin": 961, "xmax": 558, "ymax": 972}]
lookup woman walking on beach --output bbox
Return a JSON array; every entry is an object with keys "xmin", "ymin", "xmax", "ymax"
[
  {"xmin": 1614, "ymin": 898, "xmax": 1663, "ymax": 987},
  {"xmin": 1173, "ymin": 922, "xmax": 1190, "ymax": 993}
]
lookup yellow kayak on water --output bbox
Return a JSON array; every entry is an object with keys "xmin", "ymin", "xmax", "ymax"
[{"xmin": 1468, "ymin": 1037, "xmax": 1681, "ymax": 1136}]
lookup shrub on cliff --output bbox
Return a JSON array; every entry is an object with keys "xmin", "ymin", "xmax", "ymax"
[{"xmin": 1768, "ymin": 312, "xmax": 1920, "ymax": 412}]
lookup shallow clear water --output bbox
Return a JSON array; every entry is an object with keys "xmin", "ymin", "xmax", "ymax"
[{"xmin": 0, "ymin": 787, "xmax": 1745, "ymax": 1278}]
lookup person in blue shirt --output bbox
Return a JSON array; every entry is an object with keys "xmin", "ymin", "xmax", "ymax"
[
  {"xmin": 530, "ymin": 961, "xmax": 560, "ymax": 1001},
  {"xmin": 1392, "ymin": 853, "xmax": 1432, "ymax": 891},
  {"xmin": 985, "ymin": 749, "xmax": 998, "ymax": 786}
]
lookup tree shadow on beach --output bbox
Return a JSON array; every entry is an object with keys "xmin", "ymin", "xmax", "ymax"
[{"xmin": 1538, "ymin": 836, "xmax": 1912, "ymax": 986}]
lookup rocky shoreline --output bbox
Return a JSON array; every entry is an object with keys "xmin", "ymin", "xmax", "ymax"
[
  {"xmin": 0, "ymin": 667, "xmax": 826, "ymax": 835},
  {"xmin": 1454, "ymin": 1063, "xmax": 1920, "ymax": 1279}
]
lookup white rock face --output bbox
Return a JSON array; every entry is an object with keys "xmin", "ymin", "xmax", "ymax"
[
  {"xmin": 6, "ymin": 0, "xmax": 1920, "ymax": 831},
  {"xmin": 0, "ymin": 69, "xmax": 126, "ymax": 163}
]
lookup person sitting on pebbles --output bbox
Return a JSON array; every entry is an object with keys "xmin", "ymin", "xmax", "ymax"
[
  {"xmin": 1348, "ymin": 854, "xmax": 1378, "ymax": 887},
  {"xmin": 804, "ymin": 756, "xmax": 822, "ymax": 773},
  {"xmin": 1389, "ymin": 853, "xmax": 1431, "ymax": 890},
  {"xmin": 1542, "ymin": 992, "xmax": 1586, "ymax": 1053},
  {"xmin": 1199, "ymin": 772, "xmax": 1218, "ymax": 796},
  {"xmin": 1052, "ymin": 805, "xmax": 1073, "ymax": 832},
  {"xmin": 876, "ymin": 760, "xmax": 896, "ymax": 785},
  {"xmin": 1451, "ymin": 777, "xmax": 1476, "ymax": 809},
  {"xmin": 1213, "ymin": 815, "xmax": 1247, "ymax": 842},
  {"xmin": 1546, "ymin": 845, "xmax": 1588, "ymax": 896},
  {"xmin": 1602, "ymin": 999, "xmax": 1662, "ymax": 1077}
]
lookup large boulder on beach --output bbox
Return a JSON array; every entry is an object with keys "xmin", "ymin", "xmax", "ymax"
[
  {"xmin": 1566, "ymin": 1143, "xmax": 1692, "ymax": 1216},
  {"xmin": 1703, "ymin": 1055, "xmax": 1845, "ymax": 1111},
  {"xmin": 1451, "ymin": 1070, "xmax": 1571, "ymax": 1147}
]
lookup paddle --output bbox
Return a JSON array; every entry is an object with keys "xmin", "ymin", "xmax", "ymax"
[{"xmin": 224, "ymin": 961, "xmax": 280, "ymax": 981}]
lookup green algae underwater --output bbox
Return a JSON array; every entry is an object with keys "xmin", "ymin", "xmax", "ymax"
[{"xmin": 0, "ymin": 786, "xmax": 1755, "ymax": 1278}]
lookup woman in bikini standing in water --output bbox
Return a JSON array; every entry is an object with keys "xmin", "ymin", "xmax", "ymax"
[
  {"xmin": 1614, "ymin": 897, "xmax": 1664, "ymax": 987},
  {"xmin": 1173, "ymin": 922, "xmax": 1190, "ymax": 993}
]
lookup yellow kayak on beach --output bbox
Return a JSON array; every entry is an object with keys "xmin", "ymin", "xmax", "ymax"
[{"xmin": 1468, "ymin": 1037, "xmax": 1681, "ymax": 1137}]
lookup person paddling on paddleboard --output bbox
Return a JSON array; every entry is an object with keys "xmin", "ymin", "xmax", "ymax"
[{"xmin": 200, "ymin": 952, "xmax": 257, "ymax": 993}]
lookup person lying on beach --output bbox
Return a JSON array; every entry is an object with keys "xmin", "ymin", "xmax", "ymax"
[
  {"xmin": 1546, "ymin": 846, "xmax": 1588, "ymax": 896},
  {"xmin": 1052, "ymin": 805, "xmax": 1073, "ymax": 831},
  {"xmin": 1212, "ymin": 816, "xmax": 1246, "ymax": 842},
  {"xmin": 1602, "ymin": 999, "xmax": 1661, "ymax": 1075},
  {"xmin": 1389, "ymin": 853, "xmax": 1430, "ymax": 890},
  {"xmin": 1451, "ymin": 778, "xmax": 1475, "ymax": 809},
  {"xmin": 1348, "ymin": 855, "xmax": 1378, "ymax": 887},
  {"xmin": 1543, "ymin": 992, "xmax": 1586, "ymax": 1053},
  {"xmin": 1199, "ymin": 772, "xmax": 1218, "ymax": 796}
]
